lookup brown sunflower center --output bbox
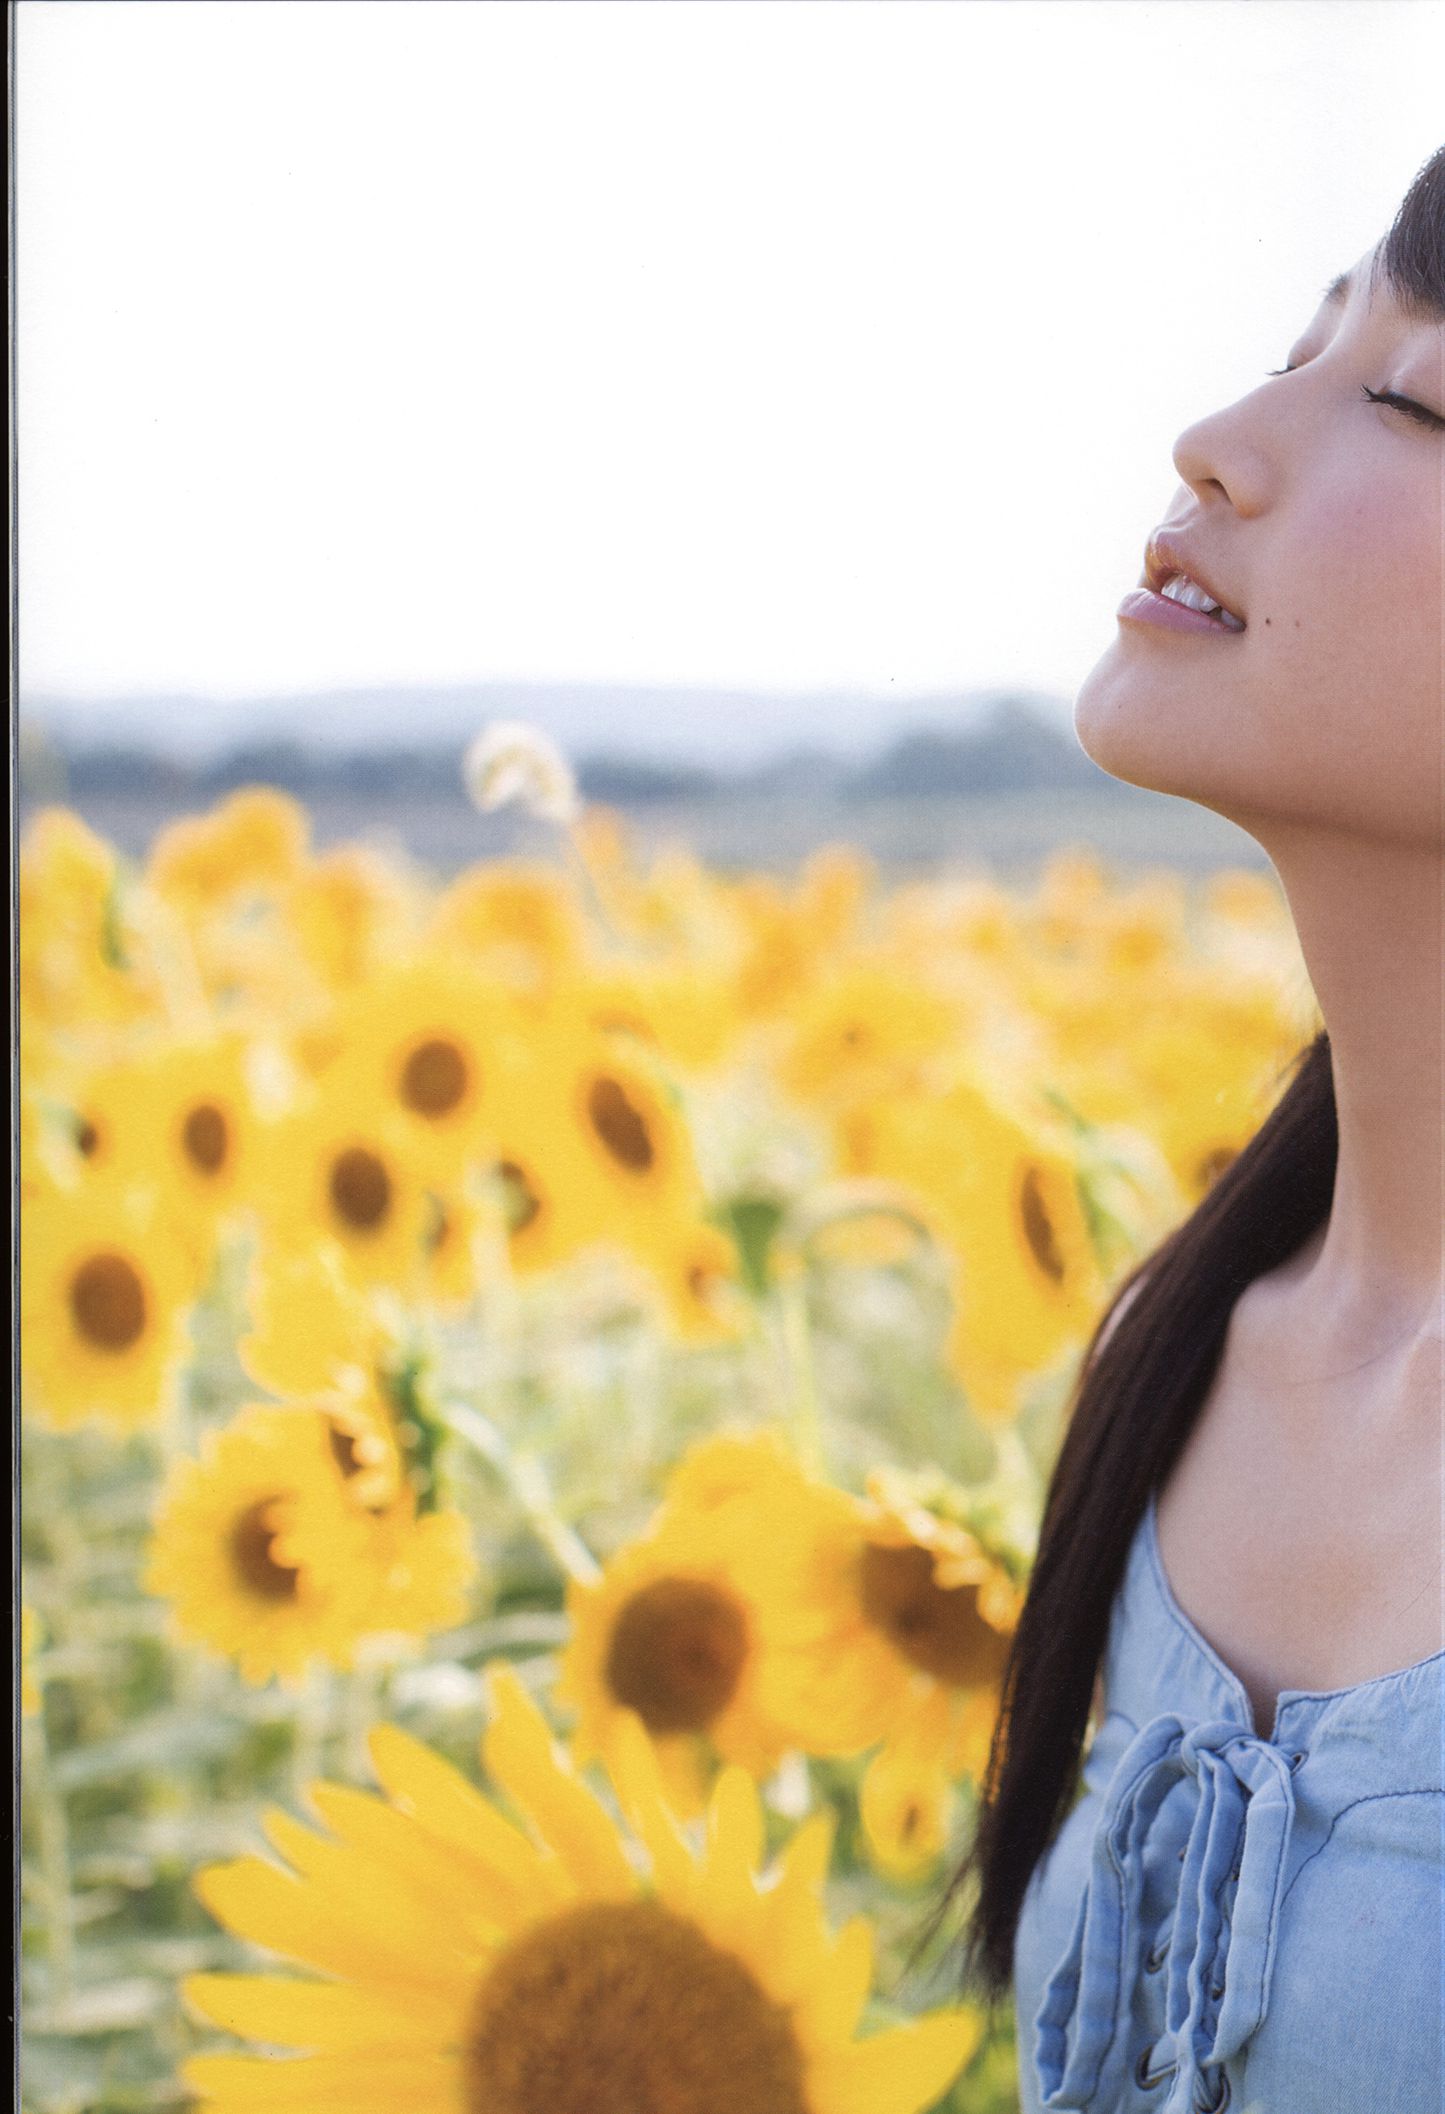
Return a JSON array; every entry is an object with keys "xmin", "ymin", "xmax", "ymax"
[
  {"xmin": 328, "ymin": 1146, "xmax": 393, "ymax": 1232},
  {"xmin": 74, "ymin": 1114, "xmax": 101, "ymax": 1158},
  {"xmin": 587, "ymin": 1075, "xmax": 656, "ymax": 1173},
  {"xmin": 462, "ymin": 1897, "xmax": 809, "ymax": 2114},
  {"xmin": 400, "ymin": 1037, "xmax": 470, "ymax": 1119},
  {"xmin": 604, "ymin": 1577, "xmax": 748, "ymax": 1735},
  {"xmin": 859, "ymin": 1542, "xmax": 1012, "ymax": 1688},
  {"xmin": 1018, "ymin": 1163, "xmax": 1065, "ymax": 1284},
  {"xmin": 182, "ymin": 1101, "xmax": 230, "ymax": 1174},
  {"xmin": 68, "ymin": 1252, "xmax": 147, "ymax": 1352},
  {"xmin": 495, "ymin": 1158, "xmax": 542, "ymax": 1235},
  {"xmin": 229, "ymin": 1499, "xmax": 301, "ymax": 1602}
]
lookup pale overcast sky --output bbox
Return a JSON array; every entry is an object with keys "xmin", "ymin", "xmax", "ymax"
[{"xmin": 16, "ymin": 0, "xmax": 1445, "ymax": 727}]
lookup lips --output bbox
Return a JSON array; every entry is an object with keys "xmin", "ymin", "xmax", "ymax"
[{"xmin": 1142, "ymin": 531, "xmax": 1246, "ymax": 630}]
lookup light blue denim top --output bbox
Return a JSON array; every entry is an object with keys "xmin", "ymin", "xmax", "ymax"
[{"xmin": 1012, "ymin": 1490, "xmax": 1445, "ymax": 2114}]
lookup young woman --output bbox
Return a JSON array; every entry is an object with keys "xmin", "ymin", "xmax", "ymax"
[{"xmin": 918, "ymin": 145, "xmax": 1444, "ymax": 2114}]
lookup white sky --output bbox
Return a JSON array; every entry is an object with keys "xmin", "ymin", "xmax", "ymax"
[{"xmin": 16, "ymin": 0, "xmax": 1445, "ymax": 718}]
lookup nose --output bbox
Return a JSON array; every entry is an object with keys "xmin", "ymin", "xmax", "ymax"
[{"xmin": 1169, "ymin": 384, "xmax": 1275, "ymax": 520}]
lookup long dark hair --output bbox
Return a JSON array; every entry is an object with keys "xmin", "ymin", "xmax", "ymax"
[{"xmin": 910, "ymin": 141, "xmax": 1445, "ymax": 2018}]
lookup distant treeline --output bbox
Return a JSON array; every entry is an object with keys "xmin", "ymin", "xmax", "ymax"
[{"xmin": 25, "ymin": 696, "xmax": 1120, "ymax": 807}]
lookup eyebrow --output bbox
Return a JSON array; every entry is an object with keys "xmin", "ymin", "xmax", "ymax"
[{"xmin": 1322, "ymin": 259, "xmax": 1445, "ymax": 327}]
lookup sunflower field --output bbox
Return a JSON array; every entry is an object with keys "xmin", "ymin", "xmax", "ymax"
[{"xmin": 18, "ymin": 735, "xmax": 1319, "ymax": 2114}]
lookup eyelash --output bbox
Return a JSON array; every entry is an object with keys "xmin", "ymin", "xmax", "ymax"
[{"xmin": 1264, "ymin": 366, "xmax": 1445, "ymax": 430}]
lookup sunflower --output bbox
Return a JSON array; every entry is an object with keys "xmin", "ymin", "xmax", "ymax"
[
  {"xmin": 20, "ymin": 1176, "xmax": 201, "ymax": 1432},
  {"xmin": 294, "ymin": 1376, "xmax": 478, "ymax": 1642},
  {"xmin": 252, "ymin": 1094, "xmax": 433, "ymax": 1292},
  {"xmin": 146, "ymin": 787, "xmax": 310, "ymax": 912},
  {"xmin": 304, "ymin": 956, "xmax": 532, "ymax": 1185},
  {"xmin": 843, "ymin": 1075, "xmax": 1104, "ymax": 1424},
  {"xmin": 541, "ymin": 1018, "xmax": 708, "ymax": 1246},
  {"xmin": 427, "ymin": 860, "xmax": 586, "ymax": 1002},
  {"xmin": 578, "ymin": 958, "xmax": 742, "ymax": 1075},
  {"xmin": 774, "ymin": 958, "xmax": 968, "ymax": 1116},
  {"xmin": 56, "ymin": 1033, "xmax": 262, "ymax": 1251},
  {"xmin": 19, "ymin": 807, "xmax": 153, "ymax": 1033},
  {"xmin": 238, "ymin": 1247, "xmax": 392, "ymax": 1402},
  {"xmin": 554, "ymin": 1432, "xmax": 804, "ymax": 1820},
  {"xmin": 143, "ymin": 1404, "xmax": 383, "ymax": 1686},
  {"xmin": 640, "ymin": 1214, "xmax": 752, "ymax": 1345},
  {"xmin": 181, "ymin": 1662, "xmax": 982, "ymax": 2114},
  {"xmin": 286, "ymin": 844, "xmax": 422, "ymax": 995},
  {"xmin": 728, "ymin": 1452, "xmax": 1026, "ymax": 1883}
]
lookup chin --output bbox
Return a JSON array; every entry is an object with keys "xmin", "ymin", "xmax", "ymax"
[
  {"xmin": 1071, "ymin": 639, "xmax": 1169, "ymax": 789},
  {"xmin": 1072, "ymin": 641, "xmax": 1236, "ymax": 808}
]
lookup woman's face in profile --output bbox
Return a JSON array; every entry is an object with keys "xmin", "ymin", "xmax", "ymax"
[{"xmin": 1074, "ymin": 236, "xmax": 1445, "ymax": 854}]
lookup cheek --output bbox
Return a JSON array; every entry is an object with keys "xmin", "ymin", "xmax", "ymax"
[
  {"xmin": 1252, "ymin": 472, "xmax": 1441, "ymax": 733},
  {"xmin": 1245, "ymin": 471, "xmax": 1443, "ymax": 839}
]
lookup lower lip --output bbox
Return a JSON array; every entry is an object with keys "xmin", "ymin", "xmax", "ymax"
[{"xmin": 1117, "ymin": 587, "xmax": 1245, "ymax": 637}]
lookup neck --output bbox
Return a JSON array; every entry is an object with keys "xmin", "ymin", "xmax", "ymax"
[{"xmin": 1252, "ymin": 819, "xmax": 1444, "ymax": 1358}]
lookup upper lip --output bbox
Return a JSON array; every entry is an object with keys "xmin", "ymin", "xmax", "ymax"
[{"xmin": 1142, "ymin": 530, "xmax": 1246, "ymax": 625}]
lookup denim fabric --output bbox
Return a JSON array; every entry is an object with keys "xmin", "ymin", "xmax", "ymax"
[{"xmin": 1013, "ymin": 1491, "xmax": 1445, "ymax": 2113}]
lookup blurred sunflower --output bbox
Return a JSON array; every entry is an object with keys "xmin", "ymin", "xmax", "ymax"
[
  {"xmin": 296, "ymin": 1374, "xmax": 477, "ymax": 1641},
  {"xmin": 253, "ymin": 1095, "xmax": 432, "ymax": 1291},
  {"xmin": 182, "ymin": 1662, "xmax": 981, "ymax": 2114},
  {"xmin": 143, "ymin": 1404, "xmax": 381, "ymax": 1686},
  {"xmin": 537, "ymin": 1021, "xmax": 708, "ymax": 1257},
  {"xmin": 238, "ymin": 1247, "xmax": 392, "ymax": 1402},
  {"xmin": 305, "ymin": 957, "xmax": 530, "ymax": 1184},
  {"xmin": 427, "ymin": 860, "xmax": 586, "ymax": 1002},
  {"xmin": 21, "ymin": 1177, "xmax": 200, "ymax": 1431},
  {"xmin": 146, "ymin": 787, "xmax": 310, "ymax": 912},
  {"xmin": 774, "ymin": 957, "xmax": 968, "ymax": 1115},
  {"xmin": 844, "ymin": 1075, "xmax": 1104, "ymax": 1424},
  {"xmin": 742, "ymin": 1457, "xmax": 1026, "ymax": 1883},
  {"xmin": 642, "ymin": 1216, "xmax": 751, "ymax": 1345},
  {"xmin": 555, "ymin": 1432, "xmax": 803, "ymax": 1819},
  {"xmin": 286, "ymin": 843, "xmax": 422, "ymax": 995},
  {"xmin": 57, "ymin": 1033, "xmax": 262, "ymax": 1249}
]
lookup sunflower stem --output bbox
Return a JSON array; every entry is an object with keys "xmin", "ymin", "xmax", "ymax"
[{"xmin": 440, "ymin": 1398, "xmax": 601, "ymax": 1587}]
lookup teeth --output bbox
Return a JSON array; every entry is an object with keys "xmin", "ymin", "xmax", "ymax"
[
  {"xmin": 1161, "ymin": 573, "xmax": 1221, "ymax": 613},
  {"xmin": 1158, "ymin": 572, "xmax": 1246, "ymax": 630}
]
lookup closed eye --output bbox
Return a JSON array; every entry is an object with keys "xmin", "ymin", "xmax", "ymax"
[
  {"xmin": 1359, "ymin": 385, "xmax": 1445, "ymax": 431},
  {"xmin": 1264, "ymin": 368, "xmax": 1445, "ymax": 432}
]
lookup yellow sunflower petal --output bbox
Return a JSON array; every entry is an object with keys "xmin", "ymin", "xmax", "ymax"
[
  {"xmin": 303, "ymin": 1784, "xmax": 507, "ymax": 1934},
  {"xmin": 701, "ymin": 1763, "xmax": 766, "ymax": 1935},
  {"xmin": 480, "ymin": 1664, "xmax": 635, "ymax": 1897},
  {"xmin": 605, "ymin": 1706, "xmax": 698, "ymax": 1903},
  {"xmin": 181, "ymin": 2049, "xmax": 458, "ymax": 2112},
  {"xmin": 808, "ymin": 2006, "xmax": 984, "ymax": 2114},
  {"xmin": 194, "ymin": 1857, "xmax": 458, "ymax": 1992},
  {"xmin": 366, "ymin": 1721, "xmax": 561, "ymax": 1910},
  {"xmin": 183, "ymin": 1972, "xmax": 454, "ymax": 2053},
  {"xmin": 797, "ymin": 1912, "xmax": 874, "ymax": 2046}
]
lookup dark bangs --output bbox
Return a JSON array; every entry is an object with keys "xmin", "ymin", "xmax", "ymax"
[{"xmin": 1372, "ymin": 144, "xmax": 1445, "ymax": 321}]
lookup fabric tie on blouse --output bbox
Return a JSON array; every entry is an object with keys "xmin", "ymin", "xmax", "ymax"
[{"xmin": 1032, "ymin": 1711, "xmax": 1299, "ymax": 2113}]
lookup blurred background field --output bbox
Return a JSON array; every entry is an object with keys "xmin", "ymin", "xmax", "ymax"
[
  {"xmin": 18, "ymin": 688, "xmax": 1270, "ymax": 886},
  {"xmin": 20, "ymin": 744, "xmax": 1319, "ymax": 2114}
]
